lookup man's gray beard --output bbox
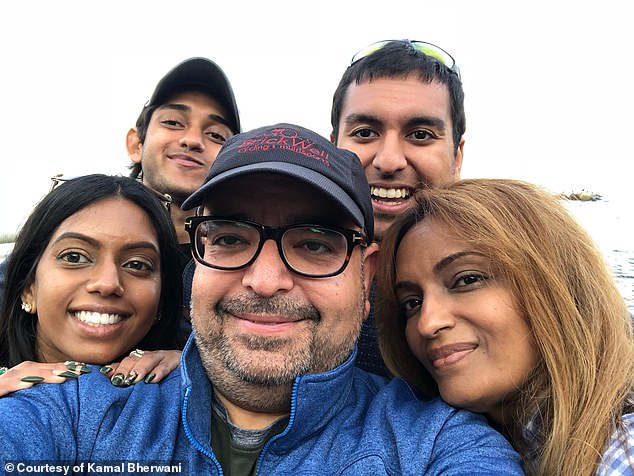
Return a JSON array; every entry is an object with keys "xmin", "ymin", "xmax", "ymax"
[
  {"xmin": 192, "ymin": 271, "xmax": 367, "ymax": 414},
  {"xmin": 196, "ymin": 294, "xmax": 320, "ymax": 385}
]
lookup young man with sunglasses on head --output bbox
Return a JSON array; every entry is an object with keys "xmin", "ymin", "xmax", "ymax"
[
  {"xmin": 330, "ymin": 39, "xmax": 466, "ymax": 376},
  {"xmin": 0, "ymin": 124, "xmax": 523, "ymax": 475}
]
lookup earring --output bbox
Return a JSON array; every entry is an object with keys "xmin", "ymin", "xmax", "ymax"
[{"xmin": 21, "ymin": 302, "xmax": 33, "ymax": 313}]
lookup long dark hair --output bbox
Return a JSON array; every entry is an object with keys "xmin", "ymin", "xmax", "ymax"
[{"xmin": 0, "ymin": 174, "xmax": 183, "ymax": 366}]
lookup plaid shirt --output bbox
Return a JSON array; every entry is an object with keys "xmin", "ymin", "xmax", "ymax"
[
  {"xmin": 524, "ymin": 412, "xmax": 634, "ymax": 475},
  {"xmin": 596, "ymin": 413, "xmax": 634, "ymax": 475}
]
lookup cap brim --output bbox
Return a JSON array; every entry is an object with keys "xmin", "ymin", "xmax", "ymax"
[
  {"xmin": 182, "ymin": 163, "xmax": 365, "ymax": 229},
  {"xmin": 150, "ymin": 58, "xmax": 240, "ymax": 134}
]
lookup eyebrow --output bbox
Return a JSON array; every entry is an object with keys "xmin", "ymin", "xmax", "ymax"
[
  {"xmin": 53, "ymin": 232, "xmax": 159, "ymax": 253},
  {"xmin": 343, "ymin": 113, "xmax": 382, "ymax": 129},
  {"xmin": 433, "ymin": 251, "xmax": 486, "ymax": 273},
  {"xmin": 343, "ymin": 112, "xmax": 447, "ymax": 132},
  {"xmin": 159, "ymin": 103, "xmax": 230, "ymax": 128},
  {"xmin": 404, "ymin": 115, "xmax": 447, "ymax": 132},
  {"xmin": 394, "ymin": 251, "xmax": 486, "ymax": 293}
]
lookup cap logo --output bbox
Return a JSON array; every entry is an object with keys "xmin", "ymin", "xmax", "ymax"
[{"xmin": 237, "ymin": 127, "xmax": 330, "ymax": 166}]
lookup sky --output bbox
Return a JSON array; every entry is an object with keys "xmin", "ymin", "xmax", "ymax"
[{"xmin": 1, "ymin": 1, "xmax": 632, "ymax": 236}]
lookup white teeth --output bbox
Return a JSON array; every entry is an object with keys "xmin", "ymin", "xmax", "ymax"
[
  {"xmin": 74, "ymin": 311, "xmax": 123, "ymax": 326},
  {"xmin": 370, "ymin": 187, "xmax": 410, "ymax": 199}
]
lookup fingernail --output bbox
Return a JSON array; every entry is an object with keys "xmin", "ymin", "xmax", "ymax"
[
  {"xmin": 21, "ymin": 376, "xmax": 45, "ymax": 383},
  {"xmin": 65, "ymin": 361, "xmax": 78, "ymax": 371},
  {"xmin": 124, "ymin": 370, "xmax": 139, "ymax": 386},
  {"xmin": 79, "ymin": 365, "xmax": 91, "ymax": 374},
  {"xmin": 111, "ymin": 373, "xmax": 125, "ymax": 386},
  {"xmin": 144, "ymin": 373, "xmax": 156, "ymax": 384},
  {"xmin": 57, "ymin": 370, "xmax": 79, "ymax": 379},
  {"xmin": 99, "ymin": 366, "xmax": 113, "ymax": 375}
]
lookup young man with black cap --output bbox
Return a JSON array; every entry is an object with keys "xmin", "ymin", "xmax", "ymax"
[
  {"xmin": 126, "ymin": 57, "xmax": 241, "ymax": 256},
  {"xmin": 0, "ymin": 124, "xmax": 523, "ymax": 475}
]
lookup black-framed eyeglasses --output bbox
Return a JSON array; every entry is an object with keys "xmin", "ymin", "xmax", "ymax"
[
  {"xmin": 185, "ymin": 216, "xmax": 368, "ymax": 278},
  {"xmin": 49, "ymin": 174, "xmax": 173, "ymax": 211},
  {"xmin": 350, "ymin": 39, "xmax": 460, "ymax": 78}
]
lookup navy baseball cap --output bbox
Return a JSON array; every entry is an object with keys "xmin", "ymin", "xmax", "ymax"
[
  {"xmin": 148, "ymin": 57, "xmax": 241, "ymax": 134},
  {"xmin": 182, "ymin": 123, "xmax": 374, "ymax": 242}
]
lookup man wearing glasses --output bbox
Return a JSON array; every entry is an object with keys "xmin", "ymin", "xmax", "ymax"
[
  {"xmin": 0, "ymin": 124, "xmax": 522, "ymax": 474},
  {"xmin": 330, "ymin": 40, "xmax": 466, "ymax": 375}
]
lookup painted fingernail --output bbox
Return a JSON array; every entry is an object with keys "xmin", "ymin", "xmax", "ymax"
[
  {"xmin": 99, "ymin": 366, "xmax": 113, "ymax": 375},
  {"xmin": 79, "ymin": 365, "xmax": 91, "ymax": 374},
  {"xmin": 21, "ymin": 376, "xmax": 45, "ymax": 383},
  {"xmin": 124, "ymin": 370, "xmax": 139, "ymax": 386},
  {"xmin": 144, "ymin": 373, "xmax": 156, "ymax": 384},
  {"xmin": 57, "ymin": 370, "xmax": 79, "ymax": 379},
  {"xmin": 65, "ymin": 361, "xmax": 78, "ymax": 370},
  {"xmin": 111, "ymin": 373, "xmax": 125, "ymax": 387}
]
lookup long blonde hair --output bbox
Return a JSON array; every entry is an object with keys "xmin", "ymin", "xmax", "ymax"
[{"xmin": 376, "ymin": 178, "xmax": 634, "ymax": 475}]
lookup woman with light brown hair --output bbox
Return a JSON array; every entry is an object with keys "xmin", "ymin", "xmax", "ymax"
[{"xmin": 376, "ymin": 178, "xmax": 634, "ymax": 475}]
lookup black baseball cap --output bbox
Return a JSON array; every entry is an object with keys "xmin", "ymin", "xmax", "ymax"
[
  {"xmin": 182, "ymin": 123, "xmax": 374, "ymax": 242},
  {"xmin": 148, "ymin": 57, "xmax": 241, "ymax": 134}
]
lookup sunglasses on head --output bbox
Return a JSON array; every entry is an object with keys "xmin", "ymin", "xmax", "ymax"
[
  {"xmin": 349, "ymin": 39, "xmax": 460, "ymax": 78},
  {"xmin": 49, "ymin": 174, "xmax": 173, "ymax": 211}
]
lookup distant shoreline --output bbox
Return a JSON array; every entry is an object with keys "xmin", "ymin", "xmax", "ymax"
[{"xmin": 556, "ymin": 190, "xmax": 603, "ymax": 202}]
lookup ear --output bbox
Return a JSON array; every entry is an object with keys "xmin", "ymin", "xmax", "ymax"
[
  {"xmin": 329, "ymin": 131, "xmax": 337, "ymax": 145},
  {"xmin": 453, "ymin": 136, "xmax": 465, "ymax": 179},
  {"xmin": 20, "ymin": 283, "xmax": 37, "ymax": 314},
  {"xmin": 126, "ymin": 127, "xmax": 143, "ymax": 164},
  {"xmin": 362, "ymin": 242, "xmax": 380, "ymax": 320}
]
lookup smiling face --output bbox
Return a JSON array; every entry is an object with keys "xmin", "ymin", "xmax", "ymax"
[
  {"xmin": 394, "ymin": 218, "xmax": 537, "ymax": 423},
  {"xmin": 22, "ymin": 197, "xmax": 162, "ymax": 364},
  {"xmin": 191, "ymin": 174, "xmax": 378, "ymax": 417},
  {"xmin": 335, "ymin": 76, "xmax": 463, "ymax": 241},
  {"xmin": 128, "ymin": 90, "xmax": 234, "ymax": 204}
]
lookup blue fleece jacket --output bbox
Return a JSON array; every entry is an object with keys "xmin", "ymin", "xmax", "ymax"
[{"xmin": 0, "ymin": 336, "xmax": 523, "ymax": 475}]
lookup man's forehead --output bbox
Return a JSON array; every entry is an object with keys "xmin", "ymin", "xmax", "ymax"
[
  {"xmin": 343, "ymin": 77, "xmax": 451, "ymax": 114},
  {"xmin": 201, "ymin": 174, "xmax": 354, "ymax": 226}
]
